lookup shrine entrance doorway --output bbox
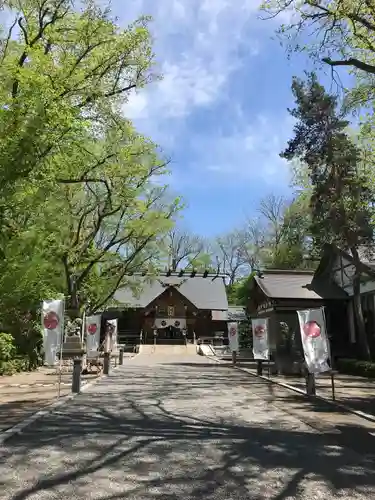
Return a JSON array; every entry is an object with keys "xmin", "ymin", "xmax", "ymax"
[{"xmin": 156, "ymin": 325, "xmax": 184, "ymax": 344}]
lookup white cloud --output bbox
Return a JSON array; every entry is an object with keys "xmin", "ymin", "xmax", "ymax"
[
  {"xmin": 119, "ymin": 0, "xmax": 261, "ymax": 124},
  {"xmin": 184, "ymin": 113, "xmax": 295, "ymax": 185},
  {"xmin": 114, "ymin": 0, "xmax": 292, "ymax": 187}
]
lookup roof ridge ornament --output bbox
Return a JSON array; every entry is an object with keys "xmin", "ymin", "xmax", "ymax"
[{"xmin": 157, "ymin": 278, "xmax": 189, "ymax": 289}]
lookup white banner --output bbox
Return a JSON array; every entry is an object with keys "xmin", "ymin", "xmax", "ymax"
[
  {"xmin": 86, "ymin": 315, "xmax": 101, "ymax": 358},
  {"xmin": 107, "ymin": 319, "xmax": 118, "ymax": 351},
  {"xmin": 154, "ymin": 318, "xmax": 187, "ymax": 329},
  {"xmin": 252, "ymin": 318, "xmax": 269, "ymax": 360},
  {"xmin": 228, "ymin": 322, "xmax": 239, "ymax": 352},
  {"xmin": 297, "ymin": 308, "xmax": 331, "ymax": 374},
  {"xmin": 42, "ymin": 299, "xmax": 64, "ymax": 366}
]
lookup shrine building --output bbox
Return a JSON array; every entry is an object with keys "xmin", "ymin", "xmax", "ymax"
[{"xmin": 102, "ymin": 272, "xmax": 229, "ymax": 346}]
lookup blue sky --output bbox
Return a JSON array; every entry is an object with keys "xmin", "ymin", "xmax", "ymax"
[{"xmin": 109, "ymin": 1, "xmax": 345, "ymax": 237}]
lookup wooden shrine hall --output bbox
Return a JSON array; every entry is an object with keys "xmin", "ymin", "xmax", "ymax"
[{"xmin": 102, "ymin": 272, "xmax": 229, "ymax": 346}]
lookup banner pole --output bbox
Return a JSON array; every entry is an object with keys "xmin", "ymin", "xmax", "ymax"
[
  {"xmin": 57, "ymin": 297, "xmax": 65, "ymax": 399},
  {"xmin": 321, "ymin": 306, "xmax": 335, "ymax": 400},
  {"xmin": 81, "ymin": 308, "xmax": 86, "ymax": 343},
  {"xmin": 40, "ymin": 301, "xmax": 44, "ymax": 366}
]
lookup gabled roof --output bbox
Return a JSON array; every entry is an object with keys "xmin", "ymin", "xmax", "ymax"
[
  {"xmin": 253, "ymin": 269, "xmax": 346, "ymax": 300},
  {"xmin": 315, "ymin": 243, "xmax": 375, "ymax": 278},
  {"xmin": 114, "ymin": 275, "xmax": 228, "ymax": 310}
]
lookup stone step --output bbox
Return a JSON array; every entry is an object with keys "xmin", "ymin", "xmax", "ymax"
[{"xmin": 139, "ymin": 344, "xmax": 197, "ymax": 355}]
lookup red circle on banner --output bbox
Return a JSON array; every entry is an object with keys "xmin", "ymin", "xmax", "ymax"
[
  {"xmin": 303, "ymin": 321, "xmax": 321, "ymax": 338},
  {"xmin": 254, "ymin": 325, "xmax": 265, "ymax": 338},
  {"xmin": 87, "ymin": 323, "xmax": 97, "ymax": 335},
  {"xmin": 229, "ymin": 326, "xmax": 236, "ymax": 337},
  {"xmin": 43, "ymin": 311, "xmax": 59, "ymax": 330}
]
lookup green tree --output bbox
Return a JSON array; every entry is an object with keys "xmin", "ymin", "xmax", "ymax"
[
  {"xmin": 281, "ymin": 72, "xmax": 374, "ymax": 359},
  {"xmin": 0, "ymin": 0, "xmax": 156, "ymax": 195},
  {"xmin": 47, "ymin": 119, "xmax": 180, "ymax": 316},
  {"xmin": 261, "ymin": 0, "xmax": 375, "ymax": 130},
  {"xmin": 227, "ymin": 273, "xmax": 257, "ymax": 307},
  {"xmin": 241, "ymin": 194, "xmax": 311, "ymax": 270},
  {"xmin": 0, "ymin": 1, "xmax": 181, "ymax": 367},
  {"xmin": 261, "ymin": 0, "xmax": 375, "ymax": 75}
]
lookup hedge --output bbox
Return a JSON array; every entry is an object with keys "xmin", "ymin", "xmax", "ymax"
[
  {"xmin": 336, "ymin": 358, "xmax": 375, "ymax": 378},
  {"xmin": 0, "ymin": 357, "xmax": 28, "ymax": 376},
  {"xmin": 0, "ymin": 332, "xmax": 29, "ymax": 375}
]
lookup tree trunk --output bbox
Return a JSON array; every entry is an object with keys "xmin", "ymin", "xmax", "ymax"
[
  {"xmin": 351, "ymin": 247, "xmax": 371, "ymax": 360},
  {"xmin": 66, "ymin": 287, "xmax": 80, "ymax": 319}
]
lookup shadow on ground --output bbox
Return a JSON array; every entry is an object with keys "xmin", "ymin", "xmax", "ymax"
[
  {"xmin": 0, "ymin": 399, "xmax": 57, "ymax": 432},
  {"xmin": 1, "ymin": 362, "xmax": 375, "ymax": 499}
]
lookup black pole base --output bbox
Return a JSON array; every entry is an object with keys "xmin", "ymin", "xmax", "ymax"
[
  {"xmin": 306, "ymin": 372, "xmax": 316, "ymax": 395},
  {"xmin": 103, "ymin": 352, "xmax": 110, "ymax": 375},
  {"xmin": 72, "ymin": 358, "xmax": 82, "ymax": 393}
]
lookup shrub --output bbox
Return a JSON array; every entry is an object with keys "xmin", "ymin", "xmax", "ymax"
[
  {"xmin": 0, "ymin": 357, "xmax": 27, "ymax": 375},
  {"xmin": 336, "ymin": 358, "xmax": 375, "ymax": 378},
  {"xmin": 0, "ymin": 332, "xmax": 16, "ymax": 362},
  {"xmin": 0, "ymin": 333, "xmax": 29, "ymax": 375}
]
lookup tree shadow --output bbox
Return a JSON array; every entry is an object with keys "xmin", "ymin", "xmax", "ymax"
[
  {"xmin": 0, "ymin": 399, "xmax": 60, "ymax": 433},
  {"xmin": 243, "ymin": 366, "xmax": 375, "ymax": 418},
  {"xmin": 1, "ymin": 363, "xmax": 375, "ymax": 499}
]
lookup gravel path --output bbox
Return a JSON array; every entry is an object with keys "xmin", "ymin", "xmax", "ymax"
[{"xmin": 1, "ymin": 352, "xmax": 375, "ymax": 499}]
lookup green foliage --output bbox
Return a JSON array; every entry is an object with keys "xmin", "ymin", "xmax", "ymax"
[
  {"xmin": 245, "ymin": 194, "xmax": 312, "ymax": 270},
  {"xmin": 0, "ymin": 357, "xmax": 28, "ymax": 376},
  {"xmin": 261, "ymin": 0, "xmax": 375, "ymax": 81},
  {"xmin": 238, "ymin": 319, "xmax": 252, "ymax": 349},
  {"xmin": 0, "ymin": 333, "xmax": 15, "ymax": 362},
  {"xmin": 51, "ymin": 118, "xmax": 180, "ymax": 315},
  {"xmin": 336, "ymin": 358, "xmax": 375, "ymax": 378},
  {"xmin": 187, "ymin": 253, "xmax": 215, "ymax": 272},
  {"xmin": 0, "ymin": 0, "xmax": 156, "ymax": 195},
  {"xmin": 262, "ymin": 0, "xmax": 375, "ymax": 184},
  {"xmin": 281, "ymin": 72, "xmax": 374, "ymax": 252},
  {"xmin": 227, "ymin": 273, "xmax": 256, "ymax": 306},
  {"xmin": 0, "ymin": 333, "xmax": 28, "ymax": 375},
  {"xmin": 281, "ymin": 72, "xmax": 374, "ymax": 359},
  {"xmin": 0, "ymin": 1, "xmax": 180, "ymax": 367}
]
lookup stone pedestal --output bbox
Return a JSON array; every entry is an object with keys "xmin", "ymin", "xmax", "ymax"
[{"xmin": 62, "ymin": 335, "xmax": 85, "ymax": 359}]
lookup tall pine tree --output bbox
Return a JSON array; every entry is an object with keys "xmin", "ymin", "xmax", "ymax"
[{"xmin": 281, "ymin": 72, "xmax": 374, "ymax": 360}]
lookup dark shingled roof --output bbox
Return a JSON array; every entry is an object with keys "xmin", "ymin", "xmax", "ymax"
[
  {"xmin": 114, "ymin": 275, "xmax": 228, "ymax": 310},
  {"xmin": 254, "ymin": 270, "xmax": 347, "ymax": 300}
]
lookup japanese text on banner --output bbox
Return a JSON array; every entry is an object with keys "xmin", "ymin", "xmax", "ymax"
[{"xmin": 228, "ymin": 322, "xmax": 239, "ymax": 352}]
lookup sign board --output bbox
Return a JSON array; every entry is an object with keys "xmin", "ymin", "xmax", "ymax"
[{"xmin": 257, "ymin": 300, "xmax": 274, "ymax": 313}]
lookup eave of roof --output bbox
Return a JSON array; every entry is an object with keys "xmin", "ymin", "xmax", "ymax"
[{"xmin": 252, "ymin": 269, "xmax": 346, "ymax": 300}]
